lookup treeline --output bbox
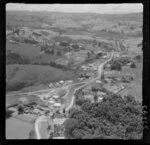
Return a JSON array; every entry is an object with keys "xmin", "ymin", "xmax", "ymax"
[
  {"xmin": 84, "ymin": 50, "xmax": 104, "ymax": 64},
  {"xmin": 40, "ymin": 45, "xmax": 62, "ymax": 56},
  {"xmin": 64, "ymin": 91, "xmax": 144, "ymax": 139},
  {"xmin": 6, "ymin": 51, "xmax": 31, "ymax": 64},
  {"xmin": 6, "ymin": 51, "xmax": 72, "ymax": 71},
  {"xmin": 108, "ymin": 56, "xmax": 136, "ymax": 71}
]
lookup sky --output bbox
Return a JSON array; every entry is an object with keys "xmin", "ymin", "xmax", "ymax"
[{"xmin": 6, "ymin": 3, "xmax": 143, "ymax": 14}]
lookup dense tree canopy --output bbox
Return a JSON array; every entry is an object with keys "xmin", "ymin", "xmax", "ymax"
[
  {"xmin": 130, "ymin": 62, "xmax": 137, "ymax": 68},
  {"xmin": 6, "ymin": 109, "xmax": 14, "ymax": 119},
  {"xmin": 111, "ymin": 61, "xmax": 122, "ymax": 71},
  {"xmin": 64, "ymin": 93, "xmax": 144, "ymax": 139}
]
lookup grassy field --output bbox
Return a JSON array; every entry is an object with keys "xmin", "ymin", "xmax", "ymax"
[
  {"xmin": 6, "ymin": 64, "xmax": 75, "ymax": 92},
  {"xmin": 6, "ymin": 92, "xmax": 47, "ymax": 106},
  {"xmin": 119, "ymin": 62, "xmax": 142, "ymax": 102},
  {"xmin": 6, "ymin": 117, "xmax": 32, "ymax": 139},
  {"xmin": 6, "ymin": 11, "xmax": 142, "ymax": 36},
  {"xmin": 6, "ymin": 42, "xmax": 41, "ymax": 57}
]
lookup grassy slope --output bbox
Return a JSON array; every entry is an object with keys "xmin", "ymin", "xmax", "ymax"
[
  {"xmin": 6, "ymin": 117, "xmax": 32, "ymax": 139},
  {"xmin": 6, "ymin": 64, "xmax": 75, "ymax": 92},
  {"xmin": 6, "ymin": 42, "xmax": 41, "ymax": 57},
  {"xmin": 119, "ymin": 62, "xmax": 142, "ymax": 102},
  {"xmin": 6, "ymin": 11, "xmax": 142, "ymax": 38}
]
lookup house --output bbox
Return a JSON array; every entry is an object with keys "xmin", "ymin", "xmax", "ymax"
[
  {"xmin": 49, "ymin": 100, "xmax": 55, "ymax": 104},
  {"xmin": 60, "ymin": 80, "xmax": 64, "ymax": 84},
  {"xmin": 96, "ymin": 80, "xmax": 101, "ymax": 84},
  {"xmin": 97, "ymin": 91, "xmax": 106, "ymax": 96},
  {"xmin": 52, "ymin": 95, "xmax": 59, "ymax": 99},
  {"xmin": 33, "ymin": 108, "xmax": 43, "ymax": 115},
  {"xmin": 54, "ymin": 103, "xmax": 61, "ymax": 108},
  {"xmin": 97, "ymin": 97, "xmax": 103, "ymax": 102},
  {"xmin": 81, "ymin": 65, "xmax": 89, "ymax": 71}
]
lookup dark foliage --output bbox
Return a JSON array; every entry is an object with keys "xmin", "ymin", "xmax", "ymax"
[
  {"xmin": 6, "ymin": 52, "xmax": 31, "ymax": 64},
  {"xmin": 6, "ymin": 109, "xmax": 14, "ymax": 119},
  {"xmin": 111, "ymin": 61, "xmax": 122, "ymax": 71},
  {"xmin": 134, "ymin": 55, "xmax": 142, "ymax": 62},
  {"xmin": 17, "ymin": 104, "xmax": 24, "ymax": 114},
  {"xmin": 64, "ymin": 93, "xmax": 143, "ymax": 139},
  {"xmin": 29, "ymin": 130, "xmax": 36, "ymax": 139},
  {"xmin": 130, "ymin": 62, "xmax": 137, "ymax": 68}
]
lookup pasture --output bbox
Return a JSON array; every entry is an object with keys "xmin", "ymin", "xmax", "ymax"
[
  {"xmin": 6, "ymin": 117, "xmax": 32, "ymax": 139},
  {"xmin": 6, "ymin": 64, "xmax": 75, "ymax": 92}
]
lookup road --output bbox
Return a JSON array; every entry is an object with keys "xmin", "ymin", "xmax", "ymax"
[
  {"xmin": 31, "ymin": 52, "xmax": 114, "ymax": 139},
  {"xmin": 34, "ymin": 115, "xmax": 53, "ymax": 139},
  {"xmin": 65, "ymin": 52, "xmax": 114, "ymax": 111}
]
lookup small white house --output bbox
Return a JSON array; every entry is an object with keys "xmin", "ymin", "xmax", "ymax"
[
  {"xmin": 54, "ymin": 103, "xmax": 61, "ymax": 107},
  {"xmin": 49, "ymin": 100, "xmax": 55, "ymax": 104},
  {"xmin": 60, "ymin": 80, "xmax": 64, "ymax": 84},
  {"xmin": 52, "ymin": 95, "xmax": 59, "ymax": 99},
  {"xmin": 96, "ymin": 80, "xmax": 101, "ymax": 84},
  {"xmin": 98, "ymin": 97, "xmax": 103, "ymax": 102}
]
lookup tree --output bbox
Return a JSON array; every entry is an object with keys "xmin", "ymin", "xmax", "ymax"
[
  {"xmin": 130, "ymin": 62, "xmax": 137, "ymax": 68},
  {"xmin": 64, "ymin": 118, "xmax": 79, "ymax": 139},
  {"xmin": 17, "ymin": 104, "xmax": 24, "ymax": 114},
  {"xmin": 111, "ymin": 62, "xmax": 122, "ymax": 71},
  {"xmin": 29, "ymin": 130, "xmax": 36, "ymax": 139},
  {"xmin": 135, "ymin": 55, "xmax": 142, "ymax": 62},
  {"xmin": 96, "ymin": 52, "xmax": 103, "ymax": 59},
  {"xmin": 65, "ymin": 92, "xmax": 144, "ymax": 139},
  {"xmin": 57, "ymin": 51, "xmax": 61, "ymax": 56},
  {"xmin": 6, "ymin": 109, "xmax": 14, "ymax": 119},
  {"xmin": 94, "ymin": 95, "xmax": 98, "ymax": 102},
  {"xmin": 92, "ymin": 84, "xmax": 100, "ymax": 92}
]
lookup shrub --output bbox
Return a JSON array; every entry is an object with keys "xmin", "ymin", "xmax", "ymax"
[
  {"xmin": 64, "ymin": 93, "xmax": 144, "ymax": 139},
  {"xmin": 17, "ymin": 104, "xmax": 24, "ymax": 114},
  {"xmin": 130, "ymin": 62, "xmax": 137, "ymax": 68},
  {"xmin": 29, "ymin": 130, "xmax": 36, "ymax": 139},
  {"xmin": 134, "ymin": 55, "xmax": 142, "ymax": 62},
  {"xmin": 111, "ymin": 62, "xmax": 122, "ymax": 71},
  {"xmin": 6, "ymin": 109, "xmax": 14, "ymax": 119}
]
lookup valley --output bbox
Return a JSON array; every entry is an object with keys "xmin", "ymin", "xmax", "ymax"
[{"xmin": 5, "ymin": 7, "xmax": 143, "ymax": 140}]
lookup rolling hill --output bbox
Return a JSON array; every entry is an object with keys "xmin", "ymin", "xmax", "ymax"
[{"xmin": 6, "ymin": 64, "xmax": 75, "ymax": 92}]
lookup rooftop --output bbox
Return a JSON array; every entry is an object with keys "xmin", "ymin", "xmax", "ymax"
[
  {"xmin": 54, "ymin": 103, "xmax": 61, "ymax": 107},
  {"xmin": 53, "ymin": 118, "xmax": 66, "ymax": 125}
]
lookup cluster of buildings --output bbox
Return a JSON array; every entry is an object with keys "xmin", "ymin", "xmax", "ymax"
[
  {"xmin": 49, "ymin": 80, "xmax": 73, "ymax": 89},
  {"xmin": 78, "ymin": 64, "xmax": 97, "ymax": 81},
  {"xmin": 81, "ymin": 63, "xmax": 97, "ymax": 71}
]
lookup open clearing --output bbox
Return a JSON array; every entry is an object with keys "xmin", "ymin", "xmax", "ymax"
[
  {"xmin": 6, "ymin": 117, "xmax": 32, "ymax": 139},
  {"xmin": 6, "ymin": 64, "xmax": 75, "ymax": 92},
  {"xmin": 6, "ymin": 41, "xmax": 41, "ymax": 57},
  {"xmin": 119, "ymin": 62, "xmax": 142, "ymax": 102}
]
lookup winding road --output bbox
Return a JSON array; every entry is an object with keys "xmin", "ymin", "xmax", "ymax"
[
  {"xmin": 65, "ymin": 52, "xmax": 114, "ymax": 111},
  {"xmin": 33, "ymin": 52, "xmax": 114, "ymax": 139},
  {"xmin": 34, "ymin": 115, "xmax": 53, "ymax": 139}
]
